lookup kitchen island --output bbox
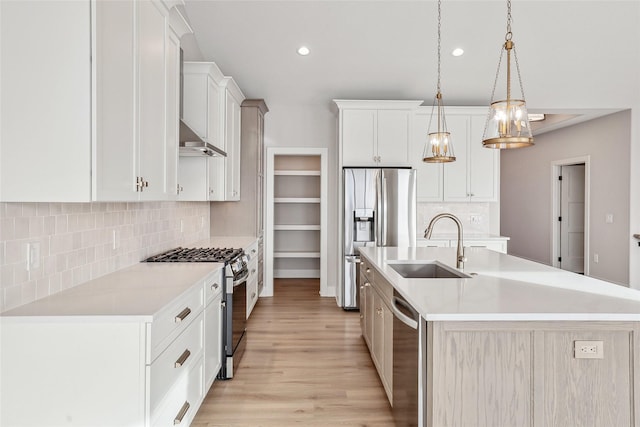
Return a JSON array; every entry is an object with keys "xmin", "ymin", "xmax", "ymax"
[{"xmin": 359, "ymin": 246, "xmax": 640, "ymax": 427}]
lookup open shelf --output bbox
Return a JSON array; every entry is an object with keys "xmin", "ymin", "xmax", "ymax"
[
  {"xmin": 274, "ymin": 252, "xmax": 321, "ymax": 258},
  {"xmin": 274, "ymin": 224, "xmax": 321, "ymax": 231},
  {"xmin": 274, "ymin": 170, "xmax": 321, "ymax": 176},
  {"xmin": 274, "ymin": 197, "xmax": 321, "ymax": 203}
]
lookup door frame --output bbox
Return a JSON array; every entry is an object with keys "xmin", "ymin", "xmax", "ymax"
[
  {"xmin": 264, "ymin": 147, "xmax": 328, "ymax": 297},
  {"xmin": 551, "ymin": 155, "xmax": 591, "ymax": 274}
]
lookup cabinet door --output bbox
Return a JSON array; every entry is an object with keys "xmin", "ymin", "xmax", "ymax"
[
  {"xmin": 93, "ymin": 0, "xmax": 137, "ymax": 201},
  {"xmin": 207, "ymin": 76, "xmax": 223, "ymax": 149},
  {"xmin": 204, "ymin": 293, "xmax": 223, "ymax": 390},
  {"xmin": 469, "ymin": 115, "xmax": 499, "ymax": 201},
  {"xmin": 208, "ymin": 157, "xmax": 226, "ymax": 201},
  {"xmin": 377, "ymin": 110, "xmax": 411, "ymax": 166},
  {"xmin": 164, "ymin": 27, "xmax": 180, "ymax": 199},
  {"xmin": 225, "ymin": 91, "xmax": 242, "ymax": 200},
  {"xmin": 178, "ymin": 157, "xmax": 208, "ymax": 201},
  {"xmin": 138, "ymin": 0, "xmax": 168, "ymax": 200},
  {"xmin": 372, "ymin": 291, "xmax": 385, "ymax": 371},
  {"xmin": 342, "ymin": 109, "xmax": 376, "ymax": 166},
  {"xmin": 443, "ymin": 115, "xmax": 470, "ymax": 201},
  {"xmin": 364, "ymin": 283, "xmax": 374, "ymax": 350},
  {"xmin": 411, "ymin": 111, "xmax": 443, "ymax": 201}
]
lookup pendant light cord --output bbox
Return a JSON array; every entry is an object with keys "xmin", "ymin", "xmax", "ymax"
[
  {"xmin": 506, "ymin": 0, "xmax": 513, "ymax": 40},
  {"xmin": 437, "ymin": 0, "xmax": 442, "ymax": 94}
]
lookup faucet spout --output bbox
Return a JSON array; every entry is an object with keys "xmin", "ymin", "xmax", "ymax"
[{"xmin": 423, "ymin": 213, "xmax": 467, "ymax": 269}]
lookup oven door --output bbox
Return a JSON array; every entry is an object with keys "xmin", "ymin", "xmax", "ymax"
[{"xmin": 231, "ymin": 272, "xmax": 248, "ymax": 355}]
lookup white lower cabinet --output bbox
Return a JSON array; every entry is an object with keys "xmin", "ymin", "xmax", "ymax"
[
  {"xmin": 245, "ymin": 239, "xmax": 260, "ymax": 318},
  {"xmin": 204, "ymin": 270, "xmax": 224, "ymax": 392},
  {"xmin": 0, "ymin": 267, "xmax": 225, "ymax": 427}
]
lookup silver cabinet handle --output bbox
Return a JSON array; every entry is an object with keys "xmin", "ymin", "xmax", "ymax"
[
  {"xmin": 366, "ymin": 268, "xmax": 371, "ymax": 273},
  {"xmin": 251, "ymin": 249, "xmax": 256, "ymax": 254},
  {"xmin": 174, "ymin": 307, "xmax": 191, "ymax": 323},
  {"xmin": 251, "ymin": 292, "xmax": 256, "ymax": 300},
  {"xmin": 174, "ymin": 349, "xmax": 191, "ymax": 368},
  {"xmin": 251, "ymin": 269, "xmax": 256, "ymax": 274},
  {"xmin": 211, "ymin": 283, "xmax": 219, "ymax": 290},
  {"xmin": 174, "ymin": 401, "xmax": 190, "ymax": 425},
  {"xmin": 364, "ymin": 282, "xmax": 371, "ymax": 287}
]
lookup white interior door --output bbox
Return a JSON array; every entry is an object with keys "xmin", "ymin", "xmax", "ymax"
[{"xmin": 560, "ymin": 164, "xmax": 585, "ymax": 273}]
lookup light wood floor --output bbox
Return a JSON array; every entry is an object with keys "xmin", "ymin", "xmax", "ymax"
[{"xmin": 192, "ymin": 278, "xmax": 394, "ymax": 427}]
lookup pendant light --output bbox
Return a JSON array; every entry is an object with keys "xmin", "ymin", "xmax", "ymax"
[
  {"xmin": 423, "ymin": 0, "xmax": 455, "ymax": 163},
  {"xmin": 482, "ymin": 0, "xmax": 534, "ymax": 149}
]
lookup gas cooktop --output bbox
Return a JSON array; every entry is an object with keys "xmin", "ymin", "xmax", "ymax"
[{"xmin": 144, "ymin": 247, "xmax": 243, "ymax": 263}]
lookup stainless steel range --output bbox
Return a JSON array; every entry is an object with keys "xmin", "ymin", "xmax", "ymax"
[{"xmin": 145, "ymin": 247, "xmax": 248, "ymax": 379}]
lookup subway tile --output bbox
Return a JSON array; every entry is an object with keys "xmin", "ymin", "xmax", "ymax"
[
  {"xmin": 14, "ymin": 217, "xmax": 29, "ymax": 239},
  {"xmin": 5, "ymin": 203, "xmax": 22, "ymax": 218},
  {"xmin": 55, "ymin": 215, "xmax": 68, "ymax": 234},
  {"xmin": 36, "ymin": 278, "xmax": 50, "ymax": 300},
  {"xmin": 21, "ymin": 281, "xmax": 36, "ymax": 305},
  {"xmin": 29, "ymin": 216, "xmax": 44, "ymax": 238},
  {"xmin": 36, "ymin": 203, "xmax": 50, "ymax": 217},
  {"xmin": 4, "ymin": 285, "xmax": 22, "ymax": 312},
  {"xmin": 1, "ymin": 218, "xmax": 15, "ymax": 240}
]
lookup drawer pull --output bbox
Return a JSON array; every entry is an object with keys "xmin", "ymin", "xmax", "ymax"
[
  {"xmin": 174, "ymin": 349, "xmax": 191, "ymax": 368},
  {"xmin": 174, "ymin": 307, "xmax": 191, "ymax": 323},
  {"xmin": 252, "ymin": 249, "xmax": 256, "ymax": 254},
  {"xmin": 251, "ymin": 292, "xmax": 256, "ymax": 300},
  {"xmin": 211, "ymin": 283, "xmax": 219, "ymax": 290},
  {"xmin": 251, "ymin": 269, "xmax": 256, "ymax": 274},
  {"xmin": 174, "ymin": 401, "xmax": 190, "ymax": 425}
]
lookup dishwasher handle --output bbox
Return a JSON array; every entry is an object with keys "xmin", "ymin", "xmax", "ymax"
[{"xmin": 391, "ymin": 296, "xmax": 419, "ymax": 330}]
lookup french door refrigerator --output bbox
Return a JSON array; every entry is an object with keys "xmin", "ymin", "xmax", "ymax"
[{"xmin": 341, "ymin": 168, "xmax": 416, "ymax": 310}]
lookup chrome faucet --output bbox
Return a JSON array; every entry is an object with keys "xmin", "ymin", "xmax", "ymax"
[{"xmin": 424, "ymin": 213, "xmax": 467, "ymax": 269}]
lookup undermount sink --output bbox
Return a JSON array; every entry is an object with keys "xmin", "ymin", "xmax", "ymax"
[{"xmin": 387, "ymin": 261, "xmax": 472, "ymax": 279}]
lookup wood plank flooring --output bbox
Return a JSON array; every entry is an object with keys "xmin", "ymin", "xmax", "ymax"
[{"xmin": 192, "ymin": 278, "xmax": 394, "ymax": 427}]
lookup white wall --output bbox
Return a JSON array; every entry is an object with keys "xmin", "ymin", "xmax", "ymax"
[
  {"xmin": 501, "ymin": 111, "xmax": 631, "ymax": 285},
  {"xmin": 0, "ymin": 201, "xmax": 210, "ymax": 312},
  {"xmin": 263, "ymin": 102, "xmax": 339, "ymax": 292}
]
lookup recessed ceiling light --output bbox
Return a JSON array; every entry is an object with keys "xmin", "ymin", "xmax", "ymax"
[
  {"xmin": 297, "ymin": 46, "xmax": 310, "ymax": 56},
  {"xmin": 451, "ymin": 48, "xmax": 464, "ymax": 57}
]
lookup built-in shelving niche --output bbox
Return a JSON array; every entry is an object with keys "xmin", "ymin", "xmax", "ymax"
[
  {"xmin": 265, "ymin": 148, "xmax": 328, "ymax": 297},
  {"xmin": 273, "ymin": 156, "xmax": 321, "ymax": 278}
]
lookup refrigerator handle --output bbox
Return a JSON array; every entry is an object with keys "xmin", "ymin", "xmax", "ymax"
[
  {"xmin": 375, "ymin": 172, "xmax": 382, "ymax": 245},
  {"xmin": 382, "ymin": 175, "xmax": 388, "ymax": 246}
]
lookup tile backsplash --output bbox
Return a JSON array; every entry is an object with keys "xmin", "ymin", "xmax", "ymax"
[
  {"xmin": 0, "ymin": 201, "xmax": 210, "ymax": 313},
  {"xmin": 417, "ymin": 202, "xmax": 494, "ymax": 236}
]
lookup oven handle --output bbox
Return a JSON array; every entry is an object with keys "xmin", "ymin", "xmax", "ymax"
[{"xmin": 233, "ymin": 272, "xmax": 249, "ymax": 286}]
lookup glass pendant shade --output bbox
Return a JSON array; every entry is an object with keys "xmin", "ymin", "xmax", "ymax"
[
  {"xmin": 482, "ymin": 0, "xmax": 534, "ymax": 149},
  {"xmin": 483, "ymin": 99, "xmax": 533, "ymax": 148},
  {"xmin": 424, "ymin": 95, "xmax": 455, "ymax": 163}
]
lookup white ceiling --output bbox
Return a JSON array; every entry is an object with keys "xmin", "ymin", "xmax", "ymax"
[{"xmin": 182, "ymin": 0, "xmax": 640, "ymax": 129}]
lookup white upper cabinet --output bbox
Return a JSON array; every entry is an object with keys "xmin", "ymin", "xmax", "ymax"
[
  {"xmin": 412, "ymin": 107, "xmax": 499, "ymax": 203},
  {"xmin": 410, "ymin": 110, "xmax": 443, "ymax": 202},
  {"xmin": 223, "ymin": 78, "xmax": 245, "ymax": 201},
  {"xmin": 177, "ymin": 64, "xmax": 244, "ymax": 202},
  {"xmin": 0, "ymin": 0, "xmax": 182, "ymax": 202},
  {"xmin": 443, "ymin": 110, "xmax": 499, "ymax": 202},
  {"xmin": 335, "ymin": 100, "xmax": 422, "ymax": 167}
]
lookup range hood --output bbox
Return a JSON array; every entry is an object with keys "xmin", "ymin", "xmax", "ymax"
[{"xmin": 179, "ymin": 120, "xmax": 227, "ymax": 157}]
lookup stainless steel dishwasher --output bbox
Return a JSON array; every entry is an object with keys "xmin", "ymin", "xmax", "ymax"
[{"xmin": 391, "ymin": 289, "xmax": 423, "ymax": 427}]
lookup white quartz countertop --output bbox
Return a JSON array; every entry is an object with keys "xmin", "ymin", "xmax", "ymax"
[
  {"xmin": 0, "ymin": 263, "xmax": 223, "ymax": 321},
  {"xmin": 192, "ymin": 236, "xmax": 258, "ymax": 250},
  {"xmin": 359, "ymin": 246, "xmax": 640, "ymax": 321}
]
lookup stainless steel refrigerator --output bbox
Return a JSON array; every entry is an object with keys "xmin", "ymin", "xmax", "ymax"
[{"xmin": 341, "ymin": 168, "xmax": 416, "ymax": 310}]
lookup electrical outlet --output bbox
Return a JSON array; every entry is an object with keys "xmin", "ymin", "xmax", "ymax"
[
  {"xmin": 605, "ymin": 214, "xmax": 614, "ymax": 224},
  {"xmin": 574, "ymin": 340, "xmax": 604, "ymax": 359},
  {"xmin": 470, "ymin": 215, "xmax": 482, "ymax": 224},
  {"xmin": 594, "ymin": 253, "xmax": 599, "ymax": 263},
  {"xmin": 26, "ymin": 242, "xmax": 40, "ymax": 271}
]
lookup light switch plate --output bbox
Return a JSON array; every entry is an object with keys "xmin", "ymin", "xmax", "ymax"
[{"xmin": 574, "ymin": 340, "xmax": 604, "ymax": 359}]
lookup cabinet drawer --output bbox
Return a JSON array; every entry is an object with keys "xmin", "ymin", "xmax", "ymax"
[
  {"xmin": 360, "ymin": 258, "xmax": 375, "ymax": 284},
  {"xmin": 372, "ymin": 275, "xmax": 393, "ymax": 305},
  {"xmin": 150, "ymin": 312, "xmax": 203, "ymax": 412},
  {"xmin": 151, "ymin": 355, "xmax": 204, "ymax": 427},
  {"xmin": 245, "ymin": 240, "xmax": 259, "ymax": 262},
  {"xmin": 149, "ymin": 285, "xmax": 204, "ymax": 363},
  {"xmin": 416, "ymin": 239, "xmax": 449, "ymax": 248},
  {"xmin": 204, "ymin": 268, "xmax": 224, "ymax": 304}
]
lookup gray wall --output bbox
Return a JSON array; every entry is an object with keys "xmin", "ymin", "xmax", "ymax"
[{"xmin": 501, "ymin": 110, "xmax": 631, "ymax": 285}]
